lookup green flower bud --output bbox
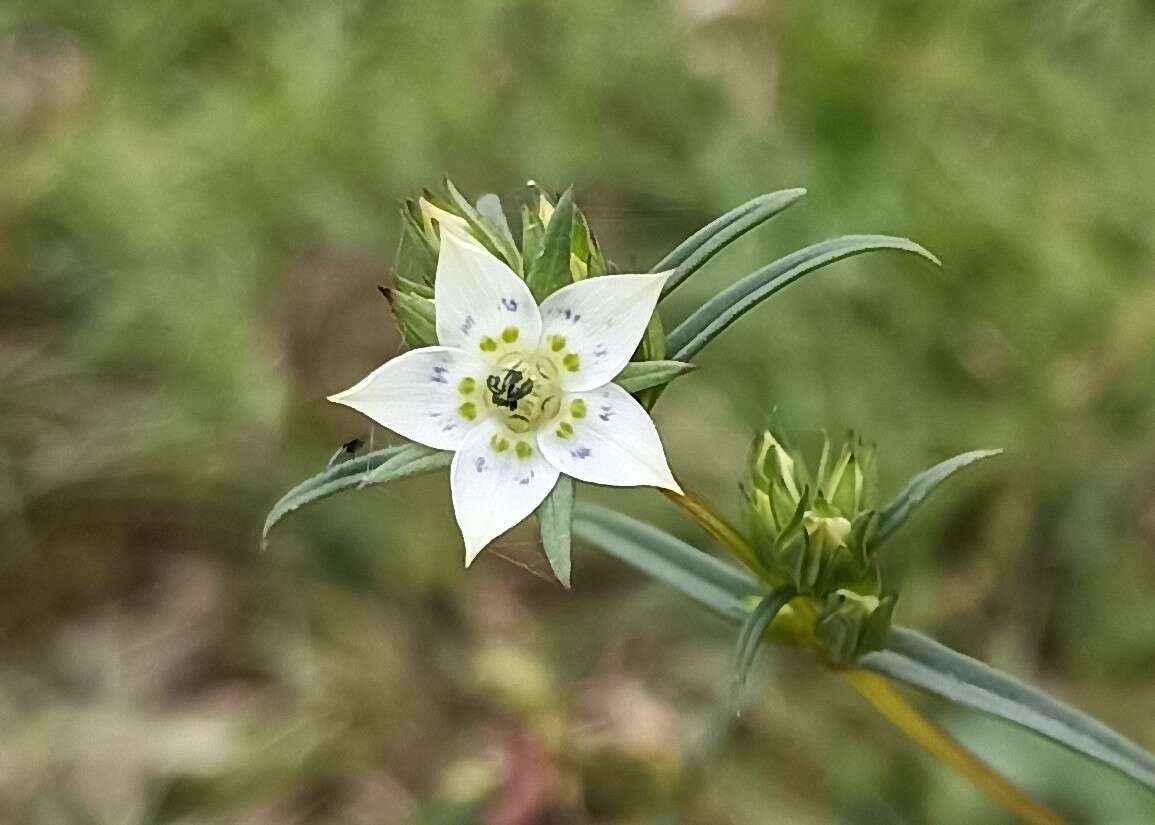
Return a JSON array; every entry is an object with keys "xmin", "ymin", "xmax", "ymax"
[
  {"xmin": 814, "ymin": 590, "xmax": 897, "ymax": 665},
  {"xmin": 744, "ymin": 430, "xmax": 880, "ymax": 596}
]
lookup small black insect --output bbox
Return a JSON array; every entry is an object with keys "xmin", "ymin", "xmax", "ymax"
[
  {"xmin": 326, "ymin": 437, "xmax": 365, "ymax": 468},
  {"xmin": 487, "ymin": 368, "xmax": 534, "ymax": 412}
]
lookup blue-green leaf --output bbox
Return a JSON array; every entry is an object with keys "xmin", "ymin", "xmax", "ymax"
[
  {"xmin": 860, "ymin": 628, "xmax": 1155, "ymax": 793},
  {"xmin": 874, "ymin": 449, "xmax": 1002, "ymax": 548},
  {"xmin": 732, "ymin": 585, "xmax": 796, "ymax": 700},
  {"xmin": 526, "ymin": 187, "xmax": 575, "ymax": 301},
  {"xmin": 262, "ymin": 443, "xmax": 451, "ymax": 548},
  {"xmin": 652, "ymin": 189, "xmax": 807, "ymax": 298},
  {"xmin": 536, "ymin": 476, "xmax": 575, "ymax": 588},
  {"xmin": 573, "ymin": 504, "xmax": 762, "ymax": 621},
  {"xmin": 613, "ymin": 360, "xmax": 695, "ymax": 394},
  {"xmin": 666, "ymin": 235, "xmax": 941, "ymax": 362}
]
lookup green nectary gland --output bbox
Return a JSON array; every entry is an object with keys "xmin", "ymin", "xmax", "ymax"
[{"xmin": 486, "ymin": 353, "xmax": 563, "ymax": 434}]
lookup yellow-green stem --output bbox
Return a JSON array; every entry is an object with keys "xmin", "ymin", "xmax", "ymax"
[
  {"xmin": 844, "ymin": 669, "xmax": 1068, "ymax": 825},
  {"xmin": 660, "ymin": 487, "xmax": 775, "ymax": 582}
]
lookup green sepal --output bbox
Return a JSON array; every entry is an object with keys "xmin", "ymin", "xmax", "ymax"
[
  {"xmin": 444, "ymin": 179, "xmax": 521, "ymax": 273},
  {"xmin": 613, "ymin": 359, "xmax": 694, "ymax": 395},
  {"xmin": 521, "ymin": 204, "xmax": 545, "ymax": 270},
  {"xmin": 526, "ymin": 187, "xmax": 576, "ymax": 301},
  {"xmin": 536, "ymin": 475, "xmax": 575, "ymax": 588},
  {"xmin": 632, "ymin": 313, "xmax": 669, "ymax": 410},
  {"xmin": 732, "ymin": 585, "xmax": 796, "ymax": 701},
  {"xmin": 476, "ymin": 193, "xmax": 519, "ymax": 256},
  {"xmin": 395, "ymin": 276, "xmax": 433, "ymax": 299},
  {"xmin": 400, "ymin": 201, "xmax": 437, "ymax": 282},
  {"xmin": 382, "ymin": 286, "xmax": 437, "ymax": 348},
  {"xmin": 860, "ymin": 593, "xmax": 896, "ymax": 653}
]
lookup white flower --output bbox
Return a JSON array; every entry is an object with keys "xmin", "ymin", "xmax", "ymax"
[{"xmin": 329, "ymin": 232, "xmax": 682, "ymax": 564}]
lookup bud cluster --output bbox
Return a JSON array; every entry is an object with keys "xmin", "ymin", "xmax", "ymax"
[
  {"xmin": 744, "ymin": 430, "xmax": 895, "ymax": 663},
  {"xmin": 385, "ymin": 180, "xmax": 611, "ymax": 350}
]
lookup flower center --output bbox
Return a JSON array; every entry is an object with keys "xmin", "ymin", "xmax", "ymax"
[{"xmin": 484, "ymin": 352, "xmax": 562, "ymax": 433}]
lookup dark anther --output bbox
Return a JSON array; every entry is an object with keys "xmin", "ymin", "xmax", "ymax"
[{"xmin": 487, "ymin": 368, "xmax": 534, "ymax": 411}]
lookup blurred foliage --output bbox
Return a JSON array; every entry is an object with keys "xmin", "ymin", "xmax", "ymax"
[{"xmin": 1, "ymin": 0, "xmax": 1154, "ymax": 822}]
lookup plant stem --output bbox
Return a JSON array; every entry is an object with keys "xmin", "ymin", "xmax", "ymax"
[{"xmin": 843, "ymin": 669, "xmax": 1069, "ymax": 825}]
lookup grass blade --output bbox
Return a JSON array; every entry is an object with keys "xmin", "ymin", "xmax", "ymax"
[
  {"xmin": 666, "ymin": 235, "xmax": 940, "ymax": 362},
  {"xmin": 652, "ymin": 189, "xmax": 807, "ymax": 298},
  {"xmin": 874, "ymin": 449, "xmax": 1002, "ymax": 548},
  {"xmin": 860, "ymin": 627, "xmax": 1155, "ymax": 792}
]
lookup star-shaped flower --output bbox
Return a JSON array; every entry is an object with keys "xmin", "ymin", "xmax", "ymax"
[{"xmin": 329, "ymin": 233, "xmax": 682, "ymax": 563}]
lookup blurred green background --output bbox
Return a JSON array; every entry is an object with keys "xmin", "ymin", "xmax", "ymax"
[{"xmin": 2, "ymin": 0, "xmax": 1155, "ymax": 822}]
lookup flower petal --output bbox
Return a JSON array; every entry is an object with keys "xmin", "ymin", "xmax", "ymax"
[
  {"xmin": 327, "ymin": 346, "xmax": 488, "ymax": 450},
  {"xmin": 537, "ymin": 382, "xmax": 681, "ymax": 493},
  {"xmin": 537, "ymin": 272, "xmax": 669, "ymax": 391},
  {"xmin": 435, "ymin": 232, "xmax": 542, "ymax": 357},
  {"xmin": 451, "ymin": 419, "xmax": 560, "ymax": 565}
]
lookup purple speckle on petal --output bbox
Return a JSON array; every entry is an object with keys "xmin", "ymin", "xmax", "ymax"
[
  {"xmin": 501, "ymin": 298, "xmax": 518, "ymax": 311},
  {"xmin": 570, "ymin": 447, "xmax": 592, "ymax": 459},
  {"xmin": 593, "ymin": 344, "xmax": 608, "ymax": 359},
  {"xmin": 599, "ymin": 404, "xmax": 616, "ymax": 422},
  {"xmin": 460, "ymin": 315, "xmax": 476, "ymax": 335},
  {"xmin": 431, "ymin": 365, "xmax": 449, "ymax": 384},
  {"xmin": 518, "ymin": 469, "xmax": 535, "ymax": 486},
  {"xmin": 474, "ymin": 457, "xmax": 487, "ymax": 473}
]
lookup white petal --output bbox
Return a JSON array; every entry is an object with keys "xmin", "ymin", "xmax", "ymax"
[
  {"xmin": 537, "ymin": 272, "xmax": 670, "ymax": 391},
  {"xmin": 327, "ymin": 346, "xmax": 488, "ymax": 450},
  {"xmin": 434, "ymin": 232, "xmax": 542, "ymax": 356},
  {"xmin": 450, "ymin": 419, "xmax": 560, "ymax": 565},
  {"xmin": 537, "ymin": 382, "xmax": 681, "ymax": 493}
]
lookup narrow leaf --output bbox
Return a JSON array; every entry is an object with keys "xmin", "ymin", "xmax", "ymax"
[
  {"xmin": 573, "ymin": 504, "xmax": 763, "ymax": 621},
  {"xmin": 666, "ymin": 235, "xmax": 941, "ymax": 362},
  {"xmin": 536, "ymin": 475, "xmax": 575, "ymax": 587},
  {"xmin": 653, "ymin": 188, "xmax": 807, "ymax": 298},
  {"xmin": 732, "ymin": 585, "xmax": 796, "ymax": 699},
  {"xmin": 526, "ymin": 187, "xmax": 575, "ymax": 301},
  {"xmin": 860, "ymin": 628, "xmax": 1155, "ymax": 792},
  {"xmin": 874, "ymin": 449, "xmax": 1002, "ymax": 547},
  {"xmin": 613, "ymin": 360, "xmax": 695, "ymax": 394},
  {"xmin": 263, "ymin": 443, "xmax": 451, "ymax": 547}
]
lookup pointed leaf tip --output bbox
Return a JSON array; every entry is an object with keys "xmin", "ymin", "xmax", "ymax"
[{"xmin": 874, "ymin": 448, "xmax": 1002, "ymax": 548}]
